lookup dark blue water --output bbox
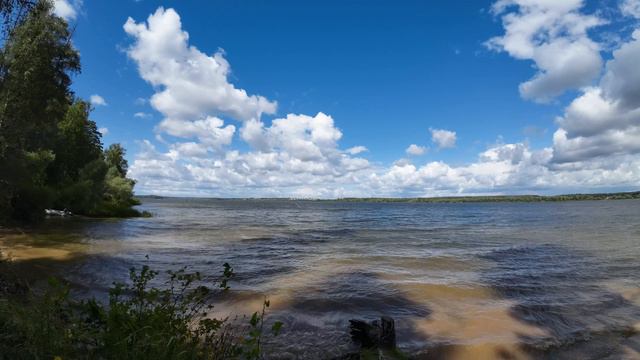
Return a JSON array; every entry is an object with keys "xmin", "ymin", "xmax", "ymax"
[{"xmin": 3, "ymin": 199, "xmax": 640, "ymax": 359}]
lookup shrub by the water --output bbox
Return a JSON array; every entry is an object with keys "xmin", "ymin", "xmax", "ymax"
[{"xmin": 0, "ymin": 259, "xmax": 282, "ymax": 359}]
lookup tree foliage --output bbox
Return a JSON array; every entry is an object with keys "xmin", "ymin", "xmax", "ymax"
[
  {"xmin": 51, "ymin": 100, "xmax": 103, "ymax": 182},
  {"xmin": 0, "ymin": 0, "xmax": 142, "ymax": 223},
  {"xmin": 0, "ymin": 0, "xmax": 79, "ymax": 149},
  {"xmin": 0, "ymin": 0, "xmax": 35, "ymax": 38},
  {"xmin": 105, "ymin": 143, "xmax": 129, "ymax": 178}
]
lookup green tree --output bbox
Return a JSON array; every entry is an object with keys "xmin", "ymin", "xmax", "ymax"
[
  {"xmin": 0, "ymin": 0, "xmax": 79, "ymax": 151},
  {"xmin": 49, "ymin": 100, "xmax": 103, "ymax": 184},
  {"xmin": 0, "ymin": 1, "xmax": 143, "ymax": 222},
  {"xmin": 105, "ymin": 143, "xmax": 128, "ymax": 178},
  {"xmin": 0, "ymin": 0, "xmax": 35, "ymax": 37},
  {"xmin": 0, "ymin": 0, "xmax": 80, "ymax": 222},
  {"xmin": 98, "ymin": 143, "xmax": 141, "ymax": 217},
  {"xmin": 49, "ymin": 100, "xmax": 106, "ymax": 212}
]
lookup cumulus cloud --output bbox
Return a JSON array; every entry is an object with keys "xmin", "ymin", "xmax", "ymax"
[
  {"xmin": 430, "ymin": 128, "xmax": 456, "ymax": 149},
  {"xmin": 486, "ymin": 0, "xmax": 604, "ymax": 102},
  {"xmin": 157, "ymin": 116, "xmax": 236, "ymax": 150},
  {"xmin": 601, "ymin": 30, "xmax": 640, "ymax": 111},
  {"xmin": 170, "ymin": 142, "xmax": 209, "ymax": 158},
  {"xmin": 370, "ymin": 143, "xmax": 550, "ymax": 195},
  {"xmin": 98, "ymin": 127, "xmax": 109, "ymax": 136},
  {"xmin": 53, "ymin": 0, "xmax": 78, "ymax": 21},
  {"xmin": 405, "ymin": 144, "xmax": 427, "ymax": 156},
  {"xmin": 552, "ymin": 127, "xmax": 640, "ymax": 163},
  {"xmin": 123, "ymin": 24, "xmax": 373, "ymax": 199},
  {"xmin": 346, "ymin": 146, "xmax": 368, "ymax": 155},
  {"xmin": 129, "ymin": 139, "xmax": 372, "ymax": 198},
  {"xmin": 487, "ymin": 0, "xmax": 640, "ymax": 172},
  {"xmin": 130, "ymin": 134, "xmax": 640, "ymax": 197},
  {"xmin": 553, "ymin": 29, "xmax": 640, "ymax": 163},
  {"xmin": 621, "ymin": 0, "xmax": 640, "ymax": 18},
  {"xmin": 368, "ymin": 141, "xmax": 639, "ymax": 196},
  {"xmin": 125, "ymin": 5, "xmax": 640, "ymax": 198},
  {"xmin": 124, "ymin": 7, "xmax": 277, "ymax": 124},
  {"xmin": 90, "ymin": 94, "xmax": 107, "ymax": 106},
  {"xmin": 130, "ymin": 112, "xmax": 370, "ymax": 190}
]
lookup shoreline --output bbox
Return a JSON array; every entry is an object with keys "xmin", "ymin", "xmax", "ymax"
[{"xmin": 136, "ymin": 190, "xmax": 640, "ymax": 203}]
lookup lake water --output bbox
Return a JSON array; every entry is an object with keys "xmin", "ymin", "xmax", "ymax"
[{"xmin": 2, "ymin": 198, "xmax": 640, "ymax": 359}]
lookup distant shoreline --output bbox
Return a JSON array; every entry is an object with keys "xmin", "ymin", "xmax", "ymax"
[{"xmin": 136, "ymin": 190, "xmax": 640, "ymax": 203}]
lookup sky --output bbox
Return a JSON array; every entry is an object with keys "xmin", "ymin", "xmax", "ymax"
[{"xmin": 54, "ymin": 0, "xmax": 640, "ymax": 197}]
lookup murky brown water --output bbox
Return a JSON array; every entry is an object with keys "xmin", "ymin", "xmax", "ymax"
[{"xmin": 2, "ymin": 198, "xmax": 640, "ymax": 359}]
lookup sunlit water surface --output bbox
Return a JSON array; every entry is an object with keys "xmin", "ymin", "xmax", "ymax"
[{"xmin": 2, "ymin": 199, "xmax": 640, "ymax": 359}]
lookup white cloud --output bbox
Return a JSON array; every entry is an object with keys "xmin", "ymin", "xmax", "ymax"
[
  {"xmin": 157, "ymin": 116, "xmax": 235, "ymax": 150},
  {"xmin": 98, "ymin": 127, "xmax": 109, "ymax": 136},
  {"xmin": 90, "ymin": 94, "xmax": 107, "ymax": 107},
  {"xmin": 405, "ymin": 144, "xmax": 427, "ymax": 156},
  {"xmin": 128, "ymin": 140, "xmax": 189, "ymax": 182},
  {"xmin": 553, "ymin": 30, "xmax": 640, "ymax": 163},
  {"xmin": 265, "ymin": 113, "xmax": 342, "ymax": 161},
  {"xmin": 552, "ymin": 126, "xmax": 640, "ymax": 163},
  {"xmin": 170, "ymin": 142, "xmax": 209, "ymax": 158},
  {"xmin": 129, "ymin": 110, "xmax": 372, "ymax": 197},
  {"xmin": 134, "ymin": 112, "xmax": 152, "ymax": 119},
  {"xmin": 53, "ymin": 0, "xmax": 78, "ymax": 21},
  {"xmin": 239, "ymin": 112, "xmax": 345, "ymax": 160},
  {"xmin": 486, "ymin": 0, "xmax": 604, "ymax": 102},
  {"xmin": 125, "ymin": 6, "xmax": 640, "ymax": 198},
  {"xmin": 124, "ymin": 7, "xmax": 277, "ymax": 124},
  {"xmin": 601, "ymin": 30, "xmax": 640, "ymax": 111},
  {"xmin": 621, "ymin": 0, "xmax": 640, "ymax": 18},
  {"xmin": 487, "ymin": 0, "xmax": 640, "ymax": 169},
  {"xmin": 130, "ymin": 134, "xmax": 640, "ymax": 197},
  {"xmin": 370, "ymin": 143, "xmax": 550, "ymax": 195},
  {"xmin": 430, "ymin": 128, "xmax": 457, "ymax": 149},
  {"xmin": 367, "ymin": 142, "xmax": 640, "ymax": 196},
  {"xmin": 346, "ymin": 146, "xmax": 368, "ymax": 155}
]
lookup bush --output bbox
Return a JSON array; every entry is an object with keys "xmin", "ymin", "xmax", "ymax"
[{"xmin": 0, "ymin": 262, "xmax": 282, "ymax": 359}]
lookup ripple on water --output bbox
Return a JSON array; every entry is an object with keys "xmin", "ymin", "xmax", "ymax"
[{"xmin": 4, "ymin": 199, "xmax": 640, "ymax": 359}]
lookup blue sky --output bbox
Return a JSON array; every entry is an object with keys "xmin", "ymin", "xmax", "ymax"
[{"xmin": 55, "ymin": 0, "xmax": 640, "ymax": 197}]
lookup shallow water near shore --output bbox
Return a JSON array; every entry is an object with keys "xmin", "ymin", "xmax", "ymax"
[{"xmin": 2, "ymin": 198, "xmax": 640, "ymax": 359}]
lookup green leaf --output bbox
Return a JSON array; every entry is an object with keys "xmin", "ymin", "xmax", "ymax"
[
  {"xmin": 271, "ymin": 321, "xmax": 283, "ymax": 336},
  {"xmin": 249, "ymin": 312, "xmax": 259, "ymax": 327}
]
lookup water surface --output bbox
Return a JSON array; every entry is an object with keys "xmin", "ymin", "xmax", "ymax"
[{"xmin": 2, "ymin": 199, "xmax": 640, "ymax": 359}]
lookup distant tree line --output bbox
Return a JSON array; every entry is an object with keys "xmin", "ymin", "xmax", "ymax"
[
  {"xmin": 336, "ymin": 191, "xmax": 640, "ymax": 203},
  {"xmin": 0, "ymin": 0, "xmax": 143, "ymax": 223}
]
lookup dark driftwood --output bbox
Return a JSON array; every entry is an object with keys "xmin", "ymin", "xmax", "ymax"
[
  {"xmin": 379, "ymin": 316, "xmax": 396, "ymax": 348},
  {"xmin": 349, "ymin": 316, "xmax": 396, "ymax": 349}
]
